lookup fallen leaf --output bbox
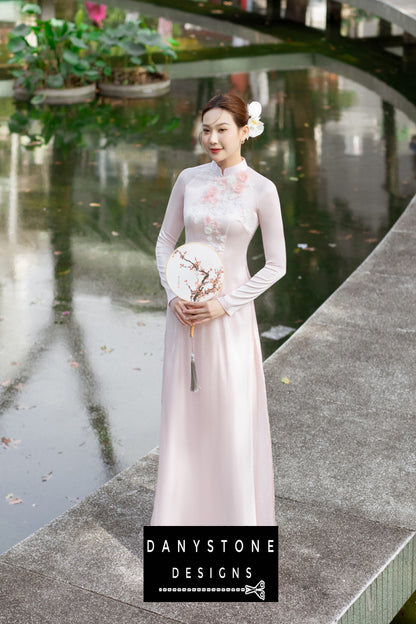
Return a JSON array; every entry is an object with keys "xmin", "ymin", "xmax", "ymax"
[
  {"xmin": 100, "ymin": 346, "xmax": 114, "ymax": 354},
  {"xmin": 365, "ymin": 238, "xmax": 378, "ymax": 243},
  {"xmin": 3, "ymin": 438, "xmax": 20, "ymax": 450},
  {"xmin": 328, "ymin": 243, "xmax": 337, "ymax": 248},
  {"xmin": 14, "ymin": 383, "xmax": 24, "ymax": 391},
  {"xmin": 10, "ymin": 361, "xmax": 18, "ymax": 366},
  {"xmin": 9, "ymin": 497, "xmax": 23, "ymax": 505},
  {"xmin": 68, "ymin": 360, "xmax": 80, "ymax": 368},
  {"xmin": 152, "ymin": 222, "xmax": 161, "ymax": 228},
  {"xmin": 53, "ymin": 251, "xmax": 62, "ymax": 255},
  {"xmin": 133, "ymin": 367, "xmax": 142, "ymax": 371},
  {"xmin": 62, "ymin": 311, "xmax": 70, "ymax": 316},
  {"xmin": 281, "ymin": 377, "xmax": 290, "ymax": 384},
  {"xmin": 89, "ymin": 202, "xmax": 100, "ymax": 207},
  {"xmin": 140, "ymin": 198, "xmax": 147, "ymax": 203},
  {"xmin": 308, "ymin": 230, "xmax": 322, "ymax": 234},
  {"xmin": 289, "ymin": 176, "xmax": 299, "ymax": 182},
  {"xmin": 111, "ymin": 231, "xmax": 119, "ymax": 236},
  {"xmin": 1, "ymin": 379, "xmax": 12, "ymax": 387},
  {"xmin": 136, "ymin": 300, "xmax": 150, "ymax": 304},
  {"xmin": 41, "ymin": 471, "xmax": 53, "ymax": 482}
]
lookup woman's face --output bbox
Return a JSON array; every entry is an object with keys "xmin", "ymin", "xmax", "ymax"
[{"xmin": 201, "ymin": 108, "xmax": 249, "ymax": 171}]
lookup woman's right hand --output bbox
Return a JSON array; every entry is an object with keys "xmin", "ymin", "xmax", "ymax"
[{"xmin": 169, "ymin": 297, "xmax": 192, "ymax": 326}]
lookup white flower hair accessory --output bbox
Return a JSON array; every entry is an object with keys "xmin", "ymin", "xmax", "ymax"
[{"xmin": 247, "ymin": 101, "xmax": 264, "ymax": 138}]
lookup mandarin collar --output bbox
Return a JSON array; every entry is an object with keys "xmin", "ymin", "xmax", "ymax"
[{"xmin": 210, "ymin": 158, "xmax": 248, "ymax": 177}]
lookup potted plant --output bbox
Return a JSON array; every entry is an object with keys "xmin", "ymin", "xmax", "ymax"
[
  {"xmin": 7, "ymin": 3, "xmax": 99, "ymax": 105},
  {"xmin": 94, "ymin": 19, "xmax": 178, "ymax": 98}
]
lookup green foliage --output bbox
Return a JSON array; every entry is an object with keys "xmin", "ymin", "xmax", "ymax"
[
  {"xmin": 7, "ymin": 11, "xmax": 179, "ymax": 96},
  {"xmin": 7, "ymin": 14, "xmax": 100, "ymax": 100},
  {"xmin": 94, "ymin": 19, "xmax": 178, "ymax": 80}
]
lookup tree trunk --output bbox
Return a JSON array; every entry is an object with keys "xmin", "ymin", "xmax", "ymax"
[
  {"xmin": 266, "ymin": 0, "xmax": 282, "ymax": 22},
  {"xmin": 403, "ymin": 32, "xmax": 416, "ymax": 66},
  {"xmin": 285, "ymin": 0, "xmax": 309, "ymax": 24},
  {"xmin": 326, "ymin": 0, "xmax": 342, "ymax": 28}
]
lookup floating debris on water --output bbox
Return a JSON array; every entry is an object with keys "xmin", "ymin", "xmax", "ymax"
[{"xmin": 261, "ymin": 325, "xmax": 295, "ymax": 341}]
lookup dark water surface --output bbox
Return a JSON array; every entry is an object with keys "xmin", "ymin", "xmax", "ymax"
[{"xmin": 0, "ymin": 3, "xmax": 416, "ymax": 554}]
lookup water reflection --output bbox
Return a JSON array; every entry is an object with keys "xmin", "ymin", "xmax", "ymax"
[{"xmin": 1, "ymin": 58, "xmax": 415, "ymax": 552}]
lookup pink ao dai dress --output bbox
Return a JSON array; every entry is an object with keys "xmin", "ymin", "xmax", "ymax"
[{"xmin": 150, "ymin": 158, "xmax": 286, "ymax": 526}]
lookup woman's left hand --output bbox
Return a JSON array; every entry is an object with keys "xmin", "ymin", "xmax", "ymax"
[{"xmin": 184, "ymin": 299, "xmax": 226, "ymax": 325}]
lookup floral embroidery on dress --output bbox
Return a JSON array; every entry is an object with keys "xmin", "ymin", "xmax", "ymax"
[{"xmin": 189, "ymin": 170, "xmax": 251, "ymax": 252}]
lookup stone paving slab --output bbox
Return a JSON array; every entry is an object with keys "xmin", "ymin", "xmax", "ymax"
[
  {"xmin": 0, "ymin": 563, "xmax": 182, "ymax": 624},
  {"xmin": 271, "ymin": 400, "xmax": 416, "ymax": 529},
  {"xmin": 266, "ymin": 319, "xmax": 415, "ymax": 416},
  {"xmin": 311, "ymin": 270, "xmax": 415, "ymax": 332},
  {"xmin": 1, "ymin": 485, "xmax": 413, "ymax": 624}
]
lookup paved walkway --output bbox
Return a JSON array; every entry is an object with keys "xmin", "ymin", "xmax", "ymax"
[
  {"xmin": 130, "ymin": 0, "xmax": 416, "ymax": 37},
  {"xmin": 344, "ymin": 0, "xmax": 416, "ymax": 37},
  {"xmin": 0, "ymin": 178, "xmax": 415, "ymax": 623}
]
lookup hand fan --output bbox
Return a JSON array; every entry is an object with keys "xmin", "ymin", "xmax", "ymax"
[{"xmin": 166, "ymin": 242, "xmax": 224, "ymax": 392}]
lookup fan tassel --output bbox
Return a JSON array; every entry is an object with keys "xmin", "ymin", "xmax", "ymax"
[
  {"xmin": 190, "ymin": 325, "xmax": 200, "ymax": 392},
  {"xmin": 190, "ymin": 353, "xmax": 199, "ymax": 392}
]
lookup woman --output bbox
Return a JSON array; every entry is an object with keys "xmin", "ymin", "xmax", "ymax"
[{"xmin": 150, "ymin": 93, "xmax": 286, "ymax": 526}]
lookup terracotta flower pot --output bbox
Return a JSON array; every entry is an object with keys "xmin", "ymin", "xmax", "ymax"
[
  {"xmin": 13, "ymin": 83, "xmax": 97, "ymax": 105},
  {"xmin": 98, "ymin": 77, "xmax": 171, "ymax": 99}
]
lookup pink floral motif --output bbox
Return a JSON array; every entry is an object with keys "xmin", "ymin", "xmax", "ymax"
[
  {"xmin": 232, "ymin": 171, "xmax": 249, "ymax": 194},
  {"xmin": 202, "ymin": 185, "xmax": 218, "ymax": 204}
]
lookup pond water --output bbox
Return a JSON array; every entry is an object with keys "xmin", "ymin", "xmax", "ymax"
[{"xmin": 0, "ymin": 2, "xmax": 416, "ymax": 555}]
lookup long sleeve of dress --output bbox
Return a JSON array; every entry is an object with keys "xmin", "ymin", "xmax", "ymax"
[
  {"xmin": 155, "ymin": 170, "xmax": 186, "ymax": 304},
  {"xmin": 217, "ymin": 180, "xmax": 286, "ymax": 316}
]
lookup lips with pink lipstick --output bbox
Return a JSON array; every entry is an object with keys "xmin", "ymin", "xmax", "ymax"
[{"xmin": 210, "ymin": 148, "xmax": 222, "ymax": 154}]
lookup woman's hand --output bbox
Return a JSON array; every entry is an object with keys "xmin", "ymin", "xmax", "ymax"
[
  {"xmin": 169, "ymin": 297, "xmax": 191, "ymax": 326},
  {"xmin": 169, "ymin": 298, "xmax": 226, "ymax": 326}
]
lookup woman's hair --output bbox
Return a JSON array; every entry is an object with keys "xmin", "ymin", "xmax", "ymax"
[{"xmin": 202, "ymin": 93, "xmax": 249, "ymax": 128}]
